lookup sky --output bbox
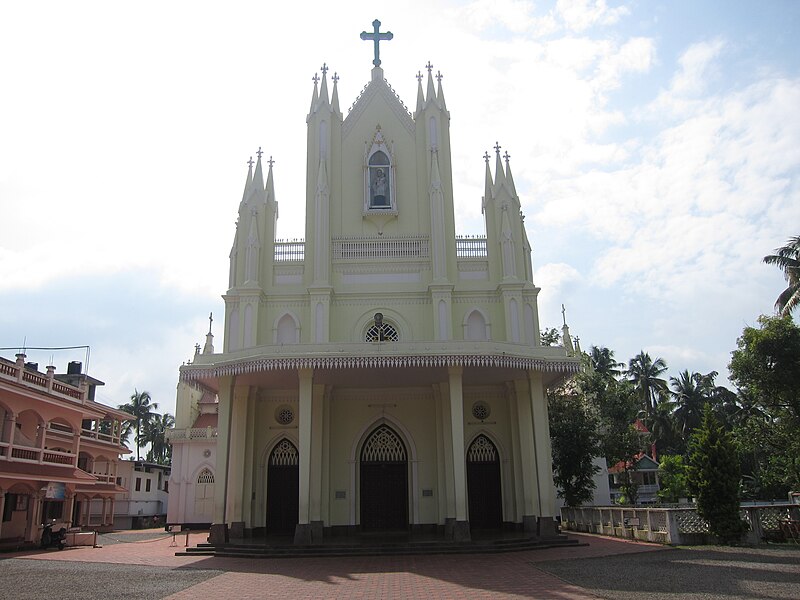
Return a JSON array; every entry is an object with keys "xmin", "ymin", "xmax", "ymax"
[{"xmin": 1, "ymin": 0, "xmax": 798, "ymax": 418}]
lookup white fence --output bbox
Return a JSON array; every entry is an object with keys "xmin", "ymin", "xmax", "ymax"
[{"xmin": 560, "ymin": 504, "xmax": 800, "ymax": 545}]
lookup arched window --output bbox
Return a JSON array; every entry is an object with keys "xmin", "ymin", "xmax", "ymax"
[
  {"xmin": 197, "ymin": 468, "xmax": 214, "ymax": 484},
  {"xmin": 368, "ymin": 151, "xmax": 391, "ymax": 208},
  {"xmin": 276, "ymin": 313, "xmax": 299, "ymax": 344},
  {"xmin": 465, "ymin": 309, "xmax": 488, "ymax": 341},
  {"xmin": 365, "ymin": 319, "xmax": 399, "ymax": 342}
]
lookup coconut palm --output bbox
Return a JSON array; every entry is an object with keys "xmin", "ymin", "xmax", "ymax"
[
  {"xmin": 143, "ymin": 412, "xmax": 175, "ymax": 465},
  {"xmin": 118, "ymin": 389, "xmax": 159, "ymax": 460},
  {"xmin": 588, "ymin": 346, "xmax": 624, "ymax": 379},
  {"xmin": 763, "ymin": 235, "xmax": 800, "ymax": 316},
  {"xmin": 627, "ymin": 351, "xmax": 668, "ymax": 416},
  {"xmin": 670, "ymin": 370, "xmax": 714, "ymax": 438}
]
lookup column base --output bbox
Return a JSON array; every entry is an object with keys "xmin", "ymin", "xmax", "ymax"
[
  {"xmin": 452, "ymin": 520, "xmax": 471, "ymax": 542},
  {"xmin": 229, "ymin": 521, "xmax": 245, "ymax": 539},
  {"xmin": 310, "ymin": 520, "xmax": 324, "ymax": 544},
  {"xmin": 522, "ymin": 515, "xmax": 538, "ymax": 534},
  {"xmin": 209, "ymin": 523, "xmax": 229, "ymax": 545},
  {"xmin": 537, "ymin": 516, "xmax": 559, "ymax": 539},
  {"xmin": 294, "ymin": 523, "xmax": 313, "ymax": 545},
  {"xmin": 444, "ymin": 517, "xmax": 455, "ymax": 539}
]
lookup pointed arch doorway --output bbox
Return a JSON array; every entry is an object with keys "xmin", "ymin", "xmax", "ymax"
[
  {"xmin": 266, "ymin": 439, "xmax": 299, "ymax": 535},
  {"xmin": 360, "ymin": 424, "xmax": 408, "ymax": 531},
  {"xmin": 467, "ymin": 435, "xmax": 503, "ymax": 529}
]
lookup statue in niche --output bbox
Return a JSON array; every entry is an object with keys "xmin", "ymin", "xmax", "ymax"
[{"xmin": 368, "ymin": 150, "xmax": 390, "ymax": 208}]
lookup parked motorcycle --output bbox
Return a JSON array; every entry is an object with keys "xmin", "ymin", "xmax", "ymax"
[{"xmin": 40, "ymin": 520, "xmax": 67, "ymax": 550}]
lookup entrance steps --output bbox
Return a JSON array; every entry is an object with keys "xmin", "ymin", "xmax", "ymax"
[{"xmin": 177, "ymin": 534, "xmax": 583, "ymax": 559}]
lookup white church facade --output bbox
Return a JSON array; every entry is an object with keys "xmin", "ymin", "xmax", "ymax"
[{"xmin": 168, "ymin": 21, "xmax": 579, "ymax": 545}]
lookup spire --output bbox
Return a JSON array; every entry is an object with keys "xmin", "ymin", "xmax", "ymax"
[
  {"xmin": 483, "ymin": 151, "xmax": 493, "ymax": 211},
  {"xmin": 252, "ymin": 147, "xmax": 265, "ymax": 191},
  {"xmin": 503, "ymin": 150, "xmax": 517, "ymax": 197},
  {"xmin": 309, "ymin": 72, "xmax": 319, "ymax": 113},
  {"xmin": 561, "ymin": 304, "xmax": 574, "ymax": 356},
  {"xmin": 425, "ymin": 61, "xmax": 436, "ymax": 106},
  {"xmin": 238, "ymin": 156, "xmax": 254, "ymax": 213},
  {"xmin": 331, "ymin": 71, "xmax": 340, "ymax": 115},
  {"xmin": 319, "ymin": 63, "xmax": 330, "ymax": 106},
  {"xmin": 203, "ymin": 313, "xmax": 215, "ymax": 354},
  {"xmin": 265, "ymin": 155, "xmax": 276, "ymax": 204},
  {"xmin": 493, "ymin": 142, "xmax": 506, "ymax": 189},
  {"xmin": 435, "ymin": 70, "xmax": 447, "ymax": 110},
  {"xmin": 415, "ymin": 70, "xmax": 424, "ymax": 114}
]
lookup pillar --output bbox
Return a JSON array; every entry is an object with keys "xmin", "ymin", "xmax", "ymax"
[
  {"xmin": 227, "ymin": 385, "xmax": 249, "ymax": 538},
  {"xmin": 294, "ymin": 368, "xmax": 314, "ymax": 544},
  {"xmin": 309, "ymin": 382, "xmax": 325, "ymax": 541},
  {"xmin": 513, "ymin": 378, "xmax": 539, "ymax": 533},
  {"xmin": 529, "ymin": 371, "xmax": 558, "ymax": 537},
  {"xmin": 65, "ymin": 493, "xmax": 76, "ymax": 528},
  {"xmin": 0, "ymin": 490, "xmax": 5, "ymax": 539},
  {"xmin": 209, "ymin": 376, "xmax": 233, "ymax": 544},
  {"xmin": 448, "ymin": 366, "xmax": 470, "ymax": 541}
]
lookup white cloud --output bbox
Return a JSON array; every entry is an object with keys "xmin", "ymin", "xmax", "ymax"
[{"xmin": 555, "ymin": 0, "xmax": 630, "ymax": 32}]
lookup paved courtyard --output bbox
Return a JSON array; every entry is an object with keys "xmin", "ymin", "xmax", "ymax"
[{"xmin": 1, "ymin": 530, "xmax": 798, "ymax": 599}]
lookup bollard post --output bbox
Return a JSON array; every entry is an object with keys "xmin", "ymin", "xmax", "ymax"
[{"xmin": 185, "ymin": 528, "xmax": 190, "ymax": 547}]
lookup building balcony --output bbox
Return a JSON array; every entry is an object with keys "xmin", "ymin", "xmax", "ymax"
[
  {"xmin": 0, "ymin": 441, "xmax": 77, "ymax": 467},
  {"xmin": 166, "ymin": 427, "xmax": 218, "ymax": 442}
]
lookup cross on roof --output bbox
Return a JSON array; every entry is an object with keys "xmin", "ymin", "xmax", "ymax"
[
  {"xmin": 503, "ymin": 151, "xmax": 510, "ymax": 162},
  {"xmin": 360, "ymin": 19, "xmax": 393, "ymax": 67},
  {"xmin": 483, "ymin": 151, "xmax": 490, "ymax": 163},
  {"xmin": 494, "ymin": 141, "xmax": 501, "ymax": 154},
  {"xmin": 435, "ymin": 71, "xmax": 443, "ymax": 83},
  {"xmin": 247, "ymin": 156, "xmax": 254, "ymax": 168},
  {"xmin": 561, "ymin": 304, "xmax": 567, "ymax": 326},
  {"xmin": 416, "ymin": 71, "xmax": 423, "ymax": 83},
  {"xmin": 208, "ymin": 312, "xmax": 214, "ymax": 334},
  {"xmin": 321, "ymin": 63, "xmax": 328, "ymax": 76},
  {"xmin": 312, "ymin": 73, "xmax": 319, "ymax": 85},
  {"xmin": 332, "ymin": 72, "xmax": 339, "ymax": 84},
  {"xmin": 257, "ymin": 147, "xmax": 263, "ymax": 159},
  {"xmin": 425, "ymin": 61, "xmax": 433, "ymax": 74},
  {"xmin": 268, "ymin": 156, "xmax": 275, "ymax": 168}
]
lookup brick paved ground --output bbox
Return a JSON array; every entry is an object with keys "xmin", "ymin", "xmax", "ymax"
[{"xmin": 5, "ymin": 530, "xmax": 797, "ymax": 598}]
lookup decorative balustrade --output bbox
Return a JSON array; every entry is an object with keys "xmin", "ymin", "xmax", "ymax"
[
  {"xmin": 0, "ymin": 361, "xmax": 16, "ymax": 377},
  {"xmin": 80, "ymin": 428, "xmax": 116, "ymax": 444},
  {"xmin": 274, "ymin": 241, "xmax": 305, "ymax": 262},
  {"xmin": 0, "ymin": 356, "xmax": 85, "ymax": 400},
  {"xmin": 560, "ymin": 504, "xmax": 800, "ymax": 545},
  {"xmin": 455, "ymin": 236, "xmax": 488, "ymax": 258},
  {"xmin": 333, "ymin": 236, "xmax": 430, "ymax": 260},
  {"xmin": 42, "ymin": 449, "xmax": 77, "ymax": 466},
  {"xmin": 166, "ymin": 427, "xmax": 218, "ymax": 440}
]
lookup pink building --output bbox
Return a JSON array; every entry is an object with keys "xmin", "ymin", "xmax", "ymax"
[{"xmin": 0, "ymin": 353, "xmax": 132, "ymax": 546}]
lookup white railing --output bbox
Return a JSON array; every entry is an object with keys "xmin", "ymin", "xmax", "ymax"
[
  {"xmin": 332, "ymin": 236, "xmax": 430, "ymax": 260},
  {"xmin": 274, "ymin": 241, "xmax": 305, "ymax": 262},
  {"xmin": 166, "ymin": 427, "xmax": 218, "ymax": 441},
  {"xmin": 455, "ymin": 236, "xmax": 487, "ymax": 257},
  {"xmin": 560, "ymin": 504, "xmax": 800, "ymax": 545}
]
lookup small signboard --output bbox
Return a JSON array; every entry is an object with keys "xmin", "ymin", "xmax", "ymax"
[
  {"xmin": 623, "ymin": 517, "xmax": 640, "ymax": 527},
  {"xmin": 45, "ymin": 482, "xmax": 66, "ymax": 500}
]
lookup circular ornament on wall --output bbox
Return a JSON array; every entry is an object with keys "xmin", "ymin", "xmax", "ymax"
[
  {"xmin": 275, "ymin": 405, "xmax": 295, "ymax": 425},
  {"xmin": 472, "ymin": 401, "xmax": 491, "ymax": 421}
]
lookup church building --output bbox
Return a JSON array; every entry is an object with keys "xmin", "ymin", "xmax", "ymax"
[{"xmin": 168, "ymin": 21, "xmax": 580, "ymax": 545}]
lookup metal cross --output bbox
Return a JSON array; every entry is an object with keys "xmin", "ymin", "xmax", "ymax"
[
  {"xmin": 503, "ymin": 151, "xmax": 510, "ymax": 162},
  {"xmin": 494, "ymin": 141, "xmax": 501, "ymax": 154},
  {"xmin": 247, "ymin": 156, "xmax": 254, "ymax": 168},
  {"xmin": 208, "ymin": 312, "xmax": 214, "ymax": 334},
  {"xmin": 312, "ymin": 73, "xmax": 319, "ymax": 85},
  {"xmin": 360, "ymin": 19, "xmax": 393, "ymax": 67},
  {"xmin": 425, "ymin": 61, "xmax": 433, "ymax": 74},
  {"xmin": 321, "ymin": 63, "xmax": 328, "ymax": 76},
  {"xmin": 416, "ymin": 71, "xmax": 423, "ymax": 83},
  {"xmin": 268, "ymin": 155, "xmax": 275, "ymax": 168},
  {"xmin": 483, "ymin": 151, "xmax": 490, "ymax": 163},
  {"xmin": 256, "ymin": 147, "xmax": 263, "ymax": 159},
  {"xmin": 332, "ymin": 72, "xmax": 339, "ymax": 84},
  {"xmin": 561, "ymin": 304, "xmax": 566, "ymax": 326},
  {"xmin": 435, "ymin": 70, "xmax": 443, "ymax": 83}
]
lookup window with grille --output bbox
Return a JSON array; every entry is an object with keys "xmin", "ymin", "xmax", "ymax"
[
  {"xmin": 468, "ymin": 435, "xmax": 498, "ymax": 463},
  {"xmin": 197, "ymin": 468, "xmax": 215, "ymax": 484},
  {"xmin": 361, "ymin": 425, "xmax": 407, "ymax": 463},
  {"xmin": 365, "ymin": 322, "xmax": 399, "ymax": 342},
  {"xmin": 269, "ymin": 439, "xmax": 299, "ymax": 466}
]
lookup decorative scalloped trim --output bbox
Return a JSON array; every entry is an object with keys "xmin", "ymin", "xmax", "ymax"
[{"xmin": 180, "ymin": 354, "xmax": 580, "ymax": 381}]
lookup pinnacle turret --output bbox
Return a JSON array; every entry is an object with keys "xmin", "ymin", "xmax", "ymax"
[
  {"xmin": 435, "ymin": 70, "xmax": 447, "ymax": 110},
  {"xmin": 331, "ymin": 72, "xmax": 340, "ymax": 115},
  {"xmin": 415, "ymin": 71, "xmax": 424, "ymax": 114},
  {"xmin": 493, "ymin": 142, "xmax": 506, "ymax": 190}
]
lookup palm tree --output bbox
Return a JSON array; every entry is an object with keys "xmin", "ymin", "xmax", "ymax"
[
  {"xmin": 142, "ymin": 412, "xmax": 175, "ymax": 465},
  {"xmin": 763, "ymin": 235, "xmax": 800, "ymax": 316},
  {"xmin": 118, "ymin": 389, "xmax": 159, "ymax": 460},
  {"xmin": 670, "ymin": 370, "xmax": 713, "ymax": 438},
  {"xmin": 588, "ymin": 346, "xmax": 624, "ymax": 379},
  {"xmin": 627, "ymin": 351, "xmax": 668, "ymax": 416}
]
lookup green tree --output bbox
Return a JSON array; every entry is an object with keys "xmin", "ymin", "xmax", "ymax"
[
  {"xmin": 540, "ymin": 327, "xmax": 560, "ymax": 347},
  {"xmin": 627, "ymin": 351, "xmax": 668, "ymax": 416},
  {"xmin": 670, "ymin": 370, "xmax": 716, "ymax": 438},
  {"xmin": 118, "ymin": 389, "xmax": 159, "ymax": 461},
  {"xmin": 687, "ymin": 406, "xmax": 747, "ymax": 544},
  {"xmin": 657, "ymin": 455, "xmax": 689, "ymax": 503},
  {"xmin": 763, "ymin": 235, "xmax": 800, "ymax": 316},
  {"xmin": 588, "ymin": 346, "xmax": 624, "ymax": 379},
  {"xmin": 548, "ymin": 387, "xmax": 601, "ymax": 506},
  {"xmin": 143, "ymin": 412, "xmax": 175, "ymax": 465}
]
